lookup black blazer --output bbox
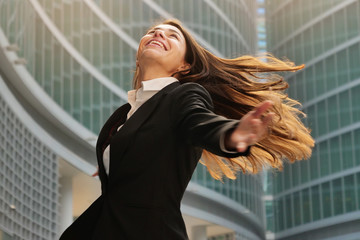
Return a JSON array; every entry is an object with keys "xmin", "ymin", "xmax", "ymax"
[{"xmin": 60, "ymin": 82, "xmax": 249, "ymax": 240}]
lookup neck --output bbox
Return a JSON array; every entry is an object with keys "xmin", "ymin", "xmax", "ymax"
[{"xmin": 137, "ymin": 64, "xmax": 174, "ymax": 86}]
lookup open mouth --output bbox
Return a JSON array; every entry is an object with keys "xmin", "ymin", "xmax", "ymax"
[{"xmin": 146, "ymin": 40, "xmax": 167, "ymax": 50}]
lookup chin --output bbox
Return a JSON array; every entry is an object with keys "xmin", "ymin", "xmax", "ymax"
[
  {"xmin": 140, "ymin": 50, "xmax": 167, "ymax": 63},
  {"xmin": 141, "ymin": 48, "xmax": 163, "ymax": 56}
]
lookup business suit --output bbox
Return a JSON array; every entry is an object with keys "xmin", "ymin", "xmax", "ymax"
[{"xmin": 60, "ymin": 81, "xmax": 249, "ymax": 240}]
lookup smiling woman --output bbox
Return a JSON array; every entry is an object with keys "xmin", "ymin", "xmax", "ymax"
[
  {"xmin": 60, "ymin": 19, "xmax": 314, "ymax": 240},
  {"xmin": 134, "ymin": 24, "xmax": 190, "ymax": 89}
]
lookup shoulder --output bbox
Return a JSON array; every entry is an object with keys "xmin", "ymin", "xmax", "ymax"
[
  {"xmin": 169, "ymin": 82, "xmax": 212, "ymax": 103},
  {"xmin": 168, "ymin": 82, "xmax": 214, "ymax": 112},
  {"xmin": 170, "ymin": 82, "xmax": 209, "ymax": 94}
]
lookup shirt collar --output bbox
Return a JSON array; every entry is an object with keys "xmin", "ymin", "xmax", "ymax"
[
  {"xmin": 141, "ymin": 77, "xmax": 178, "ymax": 91},
  {"xmin": 127, "ymin": 77, "xmax": 179, "ymax": 105}
]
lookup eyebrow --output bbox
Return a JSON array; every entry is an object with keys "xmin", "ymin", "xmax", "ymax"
[{"xmin": 152, "ymin": 27, "xmax": 182, "ymax": 38}]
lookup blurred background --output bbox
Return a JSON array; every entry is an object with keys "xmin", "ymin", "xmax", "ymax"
[{"xmin": 0, "ymin": 0, "xmax": 359, "ymax": 239}]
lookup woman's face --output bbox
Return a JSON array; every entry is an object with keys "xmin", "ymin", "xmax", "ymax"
[{"xmin": 137, "ymin": 24, "xmax": 188, "ymax": 76}]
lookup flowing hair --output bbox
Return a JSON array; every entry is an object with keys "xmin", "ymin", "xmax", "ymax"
[{"xmin": 133, "ymin": 19, "xmax": 315, "ymax": 180}]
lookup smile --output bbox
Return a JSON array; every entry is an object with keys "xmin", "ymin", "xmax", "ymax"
[{"xmin": 146, "ymin": 40, "xmax": 167, "ymax": 50}]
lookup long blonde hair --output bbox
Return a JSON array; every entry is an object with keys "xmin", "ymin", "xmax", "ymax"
[{"xmin": 133, "ymin": 19, "xmax": 315, "ymax": 180}]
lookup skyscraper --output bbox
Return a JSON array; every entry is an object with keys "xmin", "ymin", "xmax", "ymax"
[
  {"xmin": 0, "ymin": 1, "xmax": 264, "ymax": 239},
  {"xmin": 265, "ymin": 0, "xmax": 360, "ymax": 239}
]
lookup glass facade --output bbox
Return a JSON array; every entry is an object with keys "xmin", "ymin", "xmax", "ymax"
[
  {"xmin": 266, "ymin": 0, "xmax": 360, "ymax": 239},
  {"xmin": 0, "ymin": 77, "xmax": 59, "ymax": 240},
  {"xmin": 0, "ymin": 229, "xmax": 13, "ymax": 240},
  {"xmin": 0, "ymin": 0, "xmax": 125, "ymax": 134},
  {"xmin": 96, "ymin": 0, "xmax": 257, "ymax": 56},
  {"xmin": 0, "ymin": 0, "xmax": 263, "ymax": 239},
  {"xmin": 192, "ymin": 166, "xmax": 264, "ymax": 222}
]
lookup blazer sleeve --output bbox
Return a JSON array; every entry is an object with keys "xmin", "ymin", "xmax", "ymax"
[{"xmin": 169, "ymin": 82, "xmax": 250, "ymax": 158}]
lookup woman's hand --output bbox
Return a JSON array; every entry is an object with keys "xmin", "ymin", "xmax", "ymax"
[{"xmin": 225, "ymin": 100, "xmax": 274, "ymax": 152}]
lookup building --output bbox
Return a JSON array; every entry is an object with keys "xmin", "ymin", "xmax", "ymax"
[
  {"xmin": 257, "ymin": 0, "xmax": 266, "ymax": 53},
  {"xmin": 0, "ymin": 0, "xmax": 264, "ymax": 239},
  {"xmin": 265, "ymin": 0, "xmax": 360, "ymax": 239}
]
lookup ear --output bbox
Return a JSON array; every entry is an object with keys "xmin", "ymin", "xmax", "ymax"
[{"xmin": 177, "ymin": 62, "xmax": 191, "ymax": 74}]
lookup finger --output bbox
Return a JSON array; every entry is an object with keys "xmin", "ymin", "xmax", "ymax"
[
  {"xmin": 236, "ymin": 141, "xmax": 248, "ymax": 152},
  {"xmin": 251, "ymin": 118, "xmax": 262, "ymax": 126},
  {"xmin": 250, "ymin": 119, "xmax": 262, "ymax": 133},
  {"xmin": 253, "ymin": 100, "xmax": 273, "ymax": 118},
  {"xmin": 262, "ymin": 113, "xmax": 275, "ymax": 137},
  {"xmin": 254, "ymin": 114, "xmax": 274, "ymax": 140},
  {"xmin": 263, "ymin": 112, "xmax": 275, "ymax": 126},
  {"xmin": 236, "ymin": 133, "xmax": 257, "ymax": 152}
]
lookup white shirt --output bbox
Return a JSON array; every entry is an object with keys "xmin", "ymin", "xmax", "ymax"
[{"xmin": 102, "ymin": 77, "xmax": 178, "ymax": 175}]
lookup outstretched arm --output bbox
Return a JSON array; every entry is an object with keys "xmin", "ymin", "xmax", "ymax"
[{"xmin": 225, "ymin": 100, "xmax": 274, "ymax": 152}]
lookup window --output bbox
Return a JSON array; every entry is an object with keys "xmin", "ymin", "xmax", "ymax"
[
  {"xmin": 285, "ymin": 194, "xmax": 293, "ymax": 228},
  {"xmin": 344, "ymin": 175, "xmax": 356, "ymax": 212},
  {"xmin": 349, "ymin": 44, "xmax": 360, "ymax": 80},
  {"xmin": 266, "ymin": 201, "xmax": 275, "ymax": 231},
  {"xmin": 311, "ymin": 185, "xmax": 321, "ymax": 221},
  {"xmin": 323, "ymin": 15, "xmax": 334, "ymax": 52},
  {"xmin": 310, "ymin": 145, "xmax": 319, "ymax": 180},
  {"xmin": 321, "ymin": 182, "xmax": 332, "ymax": 218},
  {"xmin": 357, "ymin": 173, "xmax": 360, "ymax": 210},
  {"xmin": 319, "ymin": 141, "xmax": 330, "ymax": 177},
  {"xmin": 81, "ymin": 72, "xmax": 91, "ymax": 109},
  {"xmin": 325, "ymin": 56, "xmax": 337, "ymax": 91},
  {"xmin": 337, "ymin": 50, "xmax": 349, "ymax": 84},
  {"xmin": 307, "ymin": 105, "xmax": 317, "ymax": 137},
  {"xmin": 292, "ymin": 1, "xmax": 302, "ymax": 30},
  {"xmin": 314, "ymin": 62, "xmax": 326, "ymax": 96},
  {"xmin": 284, "ymin": 164, "xmax": 292, "ymax": 190},
  {"xmin": 296, "ymin": 72, "xmax": 305, "ymax": 102},
  {"xmin": 303, "ymin": 29, "xmax": 313, "ymax": 62},
  {"xmin": 354, "ymin": 129, "xmax": 360, "ymax": 166},
  {"xmin": 301, "ymin": 157, "xmax": 310, "ymax": 184},
  {"xmin": 334, "ymin": 9, "xmax": 346, "ymax": 45},
  {"xmin": 293, "ymin": 191, "xmax": 302, "ymax": 225},
  {"xmin": 102, "ymin": 31, "xmax": 111, "ymax": 67},
  {"xmin": 292, "ymin": 162, "xmax": 300, "ymax": 187},
  {"xmin": 317, "ymin": 101, "xmax": 328, "ymax": 136},
  {"xmin": 302, "ymin": 188, "xmax": 311, "ymax": 223},
  {"xmin": 72, "ymin": 71, "xmax": 81, "ymax": 113},
  {"xmin": 294, "ymin": 35, "xmax": 304, "ymax": 64},
  {"xmin": 339, "ymin": 90, "xmax": 351, "ymax": 128},
  {"xmin": 332, "ymin": 178, "xmax": 344, "ymax": 215},
  {"xmin": 330, "ymin": 136, "xmax": 341, "ymax": 173},
  {"xmin": 92, "ymin": 32, "xmax": 101, "ymax": 67},
  {"xmin": 327, "ymin": 95, "xmax": 339, "ymax": 131},
  {"xmin": 278, "ymin": 197, "xmax": 285, "ymax": 231},
  {"xmin": 341, "ymin": 132, "xmax": 354, "ymax": 170},
  {"xmin": 0, "ymin": 229, "xmax": 13, "ymax": 240},
  {"xmin": 275, "ymin": 172, "xmax": 284, "ymax": 194},
  {"xmin": 312, "ymin": 22, "xmax": 324, "ymax": 56},
  {"xmin": 351, "ymin": 85, "xmax": 360, "ymax": 124},
  {"xmin": 305, "ymin": 66, "xmax": 315, "ymax": 101},
  {"xmin": 312, "ymin": 0, "xmax": 323, "ymax": 19}
]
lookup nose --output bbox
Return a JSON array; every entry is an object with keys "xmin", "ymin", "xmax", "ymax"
[{"xmin": 153, "ymin": 29, "xmax": 165, "ymax": 39}]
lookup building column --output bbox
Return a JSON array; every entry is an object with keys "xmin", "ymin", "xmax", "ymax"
[
  {"xmin": 59, "ymin": 177, "xmax": 73, "ymax": 236},
  {"xmin": 192, "ymin": 225, "xmax": 207, "ymax": 240}
]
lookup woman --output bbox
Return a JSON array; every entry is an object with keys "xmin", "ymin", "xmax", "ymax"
[{"xmin": 60, "ymin": 19, "xmax": 314, "ymax": 239}]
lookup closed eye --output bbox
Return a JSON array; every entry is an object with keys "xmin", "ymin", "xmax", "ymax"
[
  {"xmin": 146, "ymin": 27, "xmax": 182, "ymax": 40},
  {"xmin": 170, "ymin": 34, "xmax": 179, "ymax": 39}
]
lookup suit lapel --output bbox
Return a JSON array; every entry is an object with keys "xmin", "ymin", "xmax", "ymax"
[
  {"xmin": 96, "ymin": 103, "xmax": 131, "ymax": 192},
  {"xmin": 108, "ymin": 81, "xmax": 180, "ymax": 178}
]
